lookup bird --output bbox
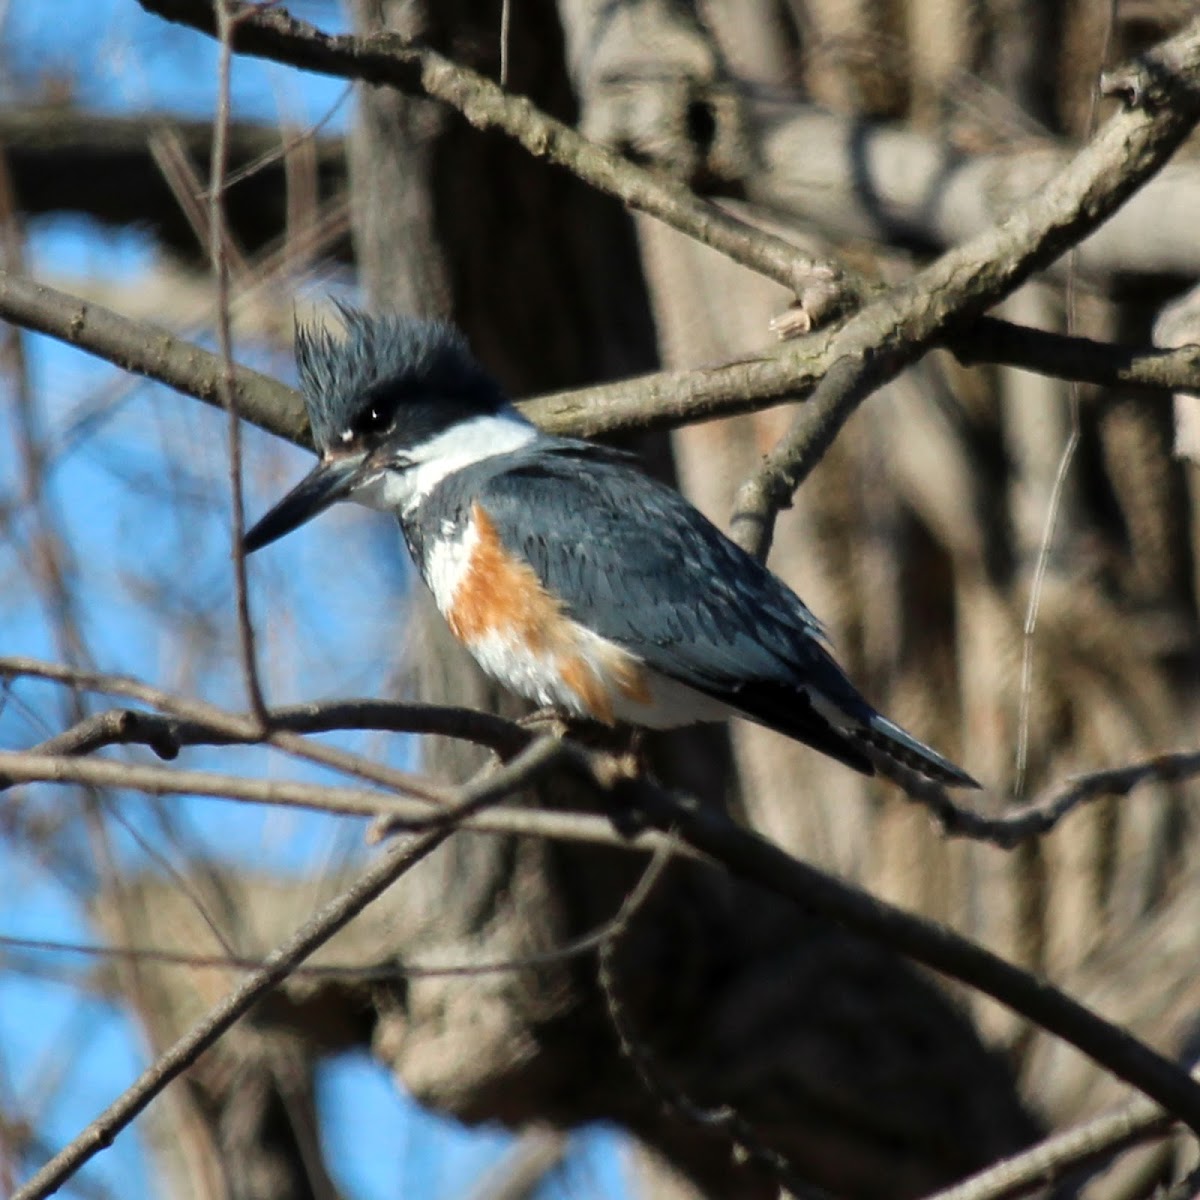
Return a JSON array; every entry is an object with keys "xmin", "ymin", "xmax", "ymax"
[{"xmin": 245, "ymin": 308, "xmax": 979, "ymax": 789}]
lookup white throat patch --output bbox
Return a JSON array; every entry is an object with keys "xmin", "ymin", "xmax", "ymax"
[{"xmin": 349, "ymin": 407, "xmax": 537, "ymax": 516}]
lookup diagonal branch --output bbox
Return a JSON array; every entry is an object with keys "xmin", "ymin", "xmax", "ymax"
[
  {"xmin": 12, "ymin": 825, "xmax": 448, "ymax": 1200},
  {"xmin": 922, "ymin": 1091, "xmax": 1178, "ymax": 1200},
  {"xmin": 8, "ymin": 735, "xmax": 588, "ymax": 1200},
  {"xmin": 729, "ymin": 16, "xmax": 1200, "ymax": 556},
  {"xmin": 9, "ymin": 735, "xmax": 1200, "ymax": 1146},
  {"xmin": 0, "ymin": 267, "xmax": 306, "ymax": 442},
  {"xmin": 137, "ymin": 0, "xmax": 842, "ymax": 300},
  {"xmin": 620, "ymin": 780, "xmax": 1200, "ymax": 1137}
]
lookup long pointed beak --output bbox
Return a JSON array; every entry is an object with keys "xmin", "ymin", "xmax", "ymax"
[{"xmin": 244, "ymin": 454, "xmax": 365, "ymax": 553}]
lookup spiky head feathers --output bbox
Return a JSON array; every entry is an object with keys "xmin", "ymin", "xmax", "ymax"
[{"xmin": 295, "ymin": 306, "xmax": 508, "ymax": 454}]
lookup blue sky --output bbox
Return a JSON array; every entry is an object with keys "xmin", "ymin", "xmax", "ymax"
[{"xmin": 0, "ymin": 3, "xmax": 631, "ymax": 1196}]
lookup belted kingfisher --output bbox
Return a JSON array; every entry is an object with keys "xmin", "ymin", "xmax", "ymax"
[{"xmin": 245, "ymin": 309, "xmax": 978, "ymax": 788}]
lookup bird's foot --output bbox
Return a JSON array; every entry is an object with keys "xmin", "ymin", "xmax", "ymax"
[
  {"xmin": 517, "ymin": 707, "xmax": 572, "ymax": 738},
  {"xmin": 516, "ymin": 712, "xmax": 651, "ymax": 835}
]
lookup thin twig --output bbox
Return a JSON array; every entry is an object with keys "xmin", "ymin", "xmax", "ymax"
[
  {"xmin": 206, "ymin": 84, "xmax": 352, "ymax": 193},
  {"xmin": 365, "ymin": 735, "xmax": 569, "ymax": 840},
  {"xmin": 863, "ymin": 748, "xmax": 1200, "ymax": 850},
  {"xmin": 1014, "ymin": 2, "xmax": 1115, "ymax": 798},
  {"xmin": 617, "ymin": 778, "xmax": 1200, "ymax": 1135},
  {"xmin": 498, "ymin": 0, "xmax": 511, "ymax": 88},
  {"xmin": 0, "ymin": 656, "xmax": 455, "ymax": 803},
  {"xmin": 12, "ymin": 824, "xmax": 451, "ymax": 1200},
  {"xmin": 726, "ymin": 14, "xmax": 1200, "ymax": 558},
  {"xmin": 0, "ymin": 750, "xmax": 666, "ymax": 849},
  {"xmin": 922, "ymin": 1093, "xmax": 1178, "ymax": 1200},
  {"xmin": 211, "ymin": 0, "xmax": 269, "ymax": 724},
  {"xmin": 0, "ymin": 155, "xmax": 186, "ymax": 1159},
  {"xmin": 0, "ymin": 879, "xmax": 671, "ymax": 982},
  {"xmin": 139, "ymin": 0, "xmax": 842, "ymax": 298},
  {"xmin": 598, "ymin": 838, "xmax": 830, "ymax": 1199}
]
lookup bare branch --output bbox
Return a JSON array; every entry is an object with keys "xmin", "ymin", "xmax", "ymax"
[
  {"xmin": 865, "ymin": 749, "xmax": 1200, "ymax": 850},
  {"xmin": 0, "ymin": 750, "xmax": 658, "ymax": 849},
  {"xmin": 0, "ymin": 104, "xmax": 347, "ymax": 262},
  {"xmin": 12, "ymin": 824, "xmax": 452, "ymax": 1200},
  {"xmin": 3, "ymin": 268, "xmax": 1198, "ymax": 477},
  {"xmin": 9, "ymin": 729, "xmax": 1200, "ymax": 1150},
  {"xmin": 137, "ymin": 0, "xmax": 843, "ymax": 300},
  {"xmin": 728, "ymin": 15, "xmax": 1200, "ymax": 558},
  {"xmin": 950, "ymin": 317, "xmax": 1200, "ymax": 402},
  {"xmin": 12, "ymin": 649, "xmax": 1197, "ymax": 852},
  {"xmin": 210, "ymin": 0, "xmax": 269, "ymax": 722},
  {"xmin": 36, "ymin": 700, "xmax": 531, "ymax": 762},
  {"xmin": 747, "ymin": 101, "xmax": 1200, "ymax": 284},
  {"xmin": 14, "ymin": 98, "xmax": 1200, "ymax": 286},
  {"xmin": 619, "ymin": 780, "xmax": 1200, "ymax": 1136},
  {"xmin": 0, "ymin": 268, "xmax": 306, "ymax": 443},
  {"xmin": 0, "ymin": 656, "xmax": 455, "ymax": 802},
  {"xmin": 0, "ymin": 655, "xmax": 530, "ymax": 757},
  {"xmin": 922, "ymin": 1093, "xmax": 1177, "ymax": 1200}
]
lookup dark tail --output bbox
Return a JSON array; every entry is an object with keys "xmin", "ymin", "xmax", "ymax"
[
  {"xmin": 853, "ymin": 711, "xmax": 980, "ymax": 789},
  {"xmin": 713, "ymin": 678, "xmax": 980, "ymax": 788}
]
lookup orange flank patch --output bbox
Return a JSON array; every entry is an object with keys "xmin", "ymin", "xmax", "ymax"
[
  {"xmin": 446, "ymin": 503, "xmax": 561, "ymax": 649},
  {"xmin": 558, "ymin": 656, "xmax": 615, "ymax": 724},
  {"xmin": 610, "ymin": 655, "xmax": 653, "ymax": 705},
  {"xmin": 447, "ymin": 502, "xmax": 651, "ymax": 724}
]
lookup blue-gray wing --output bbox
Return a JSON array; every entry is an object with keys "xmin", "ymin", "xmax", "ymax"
[{"xmin": 468, "ymin": 443, "xmax": 869, "ymax": 711}]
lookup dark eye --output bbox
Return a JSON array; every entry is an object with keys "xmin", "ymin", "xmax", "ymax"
[{"xmin": 350, "ymin": 401, "xmax": 392, "ymax": 438}]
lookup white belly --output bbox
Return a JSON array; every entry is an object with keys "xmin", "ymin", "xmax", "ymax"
[{"xmin": 455, "ymin": 622, "xmax": 727, "ymax": 728}]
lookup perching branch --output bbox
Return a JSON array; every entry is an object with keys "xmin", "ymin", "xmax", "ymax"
[
  {"xmin": 0, "ymin": 655, "xmax": 456, "ymax": 802},
  {"xmin": 26, "ymin": 698, "xmax": 531, "ymax": 762},
  {"xmin": 7, "ymin": 727, "xmax": 1200, "ymax": 1151}
]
